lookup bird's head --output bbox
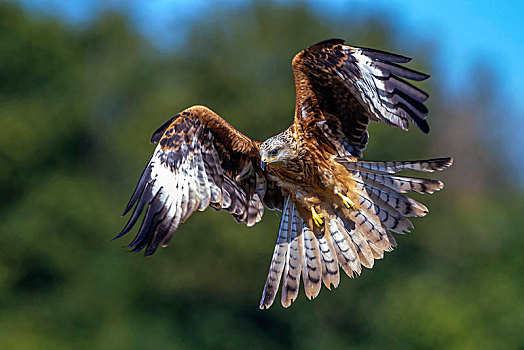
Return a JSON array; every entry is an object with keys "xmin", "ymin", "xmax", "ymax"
[{"xmin": 259, "ymin": 133, "xmax": 296, "ymax": 171}]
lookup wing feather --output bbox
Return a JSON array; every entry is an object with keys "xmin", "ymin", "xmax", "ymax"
[
  {"xmin": 117, "ymin": 105, "xmax": 282, "ymax": 256},
  {"xmin": 292, "ymin": 38, "xmax": 431, "ymax": 157}
]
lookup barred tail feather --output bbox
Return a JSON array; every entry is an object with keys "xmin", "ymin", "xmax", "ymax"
[
  {"xmin": 316, "ymin": 225, "xmax": 340, "ymax": 290},
  {"xmin": 365, "ymin": 195, "xmax": 414, "ymax": 234},
  {"xmin": 339, "ymin": 157, "xmax": 453, "ymax": 174},
  {"xmin": 259, "ymin": 196, "xmax": 292, "ymax": 310},
  {"xmin": 357, "ymin": 180, "xmax": 428, "ymax": 217},
  {"xmin": 350, "ymin": 196, "xmax": 394, "ymax": 251},
  {"xmin": 369, "ymin": 242, "xmax": 385, "ymax": 259},
  {"xmin": 356, "ymin": 171, "xmax": 444, "ymax": 194},
  {"xmin": 281, "ymin": 203, "xmax": 302, "ymax": 308},
  {"xmin": 301, "ymin": 222, "xmax": 322, "ymax": 300},
  {"xmin": 327, "ymin": 215, "xmax": 359, "ymax": 277}
]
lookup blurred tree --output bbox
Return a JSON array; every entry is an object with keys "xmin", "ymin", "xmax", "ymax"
[{"xmin": 0, "ymin": 1, "xmax": 522, "ymax": 349}]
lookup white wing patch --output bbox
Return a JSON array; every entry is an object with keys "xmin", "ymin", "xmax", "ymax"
[
  {"xmin": 117, "ymin": 141, "xmax": 265, "ymax": 256},
  {"xmin": 342, "ymin": 44, "xmax": 430, "ymax": 133}
]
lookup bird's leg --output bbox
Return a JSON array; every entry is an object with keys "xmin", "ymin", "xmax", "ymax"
[
  {"xmin": 311, "ymin": 206, "xmax": 324, "ymax": 227},
  {"xmin": 335, "ymin": 189, "xmax": 355, "ymax": 210}
]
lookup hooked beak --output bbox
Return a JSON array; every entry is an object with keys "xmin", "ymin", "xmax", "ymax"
[{"xmin": 260, "ymin": 157, "xmax": 276, "ymax": 171}]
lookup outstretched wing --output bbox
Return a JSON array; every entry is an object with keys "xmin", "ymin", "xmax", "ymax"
[
  {"xmin": 116, "ymin": 105, "xmax": 282, "ymax": 256},
  {"xmin": 292, "ymin": 38, "xmax": 430, "ymax": 157}
]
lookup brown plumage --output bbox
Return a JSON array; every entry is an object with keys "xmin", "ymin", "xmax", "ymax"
[{"xmin": 117, "ymin": 38, "xmax": 453, "ymax": 309}]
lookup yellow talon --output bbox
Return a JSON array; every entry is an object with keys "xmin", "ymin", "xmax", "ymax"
[
  {"xmin": 338, "ymin": 193, "xmax": 355, "ymax": 210},
  {"xmin": 311, "ymin": 206, "xmax": 324, "ymax": 227}
]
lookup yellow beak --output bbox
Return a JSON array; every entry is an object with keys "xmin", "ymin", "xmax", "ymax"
[{"xmin": 260, "ymin": 157, "xmax": 277, "ymax": 171}]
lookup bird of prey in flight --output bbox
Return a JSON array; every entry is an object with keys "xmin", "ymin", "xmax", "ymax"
[{"xmin": 116, "ymin": 38, "xmax": 452, "ymax": 309}]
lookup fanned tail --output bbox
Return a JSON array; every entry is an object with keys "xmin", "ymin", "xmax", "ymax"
[{"xmin": 259, "ymin": 157, "xmax": 452, "ymax": 309}]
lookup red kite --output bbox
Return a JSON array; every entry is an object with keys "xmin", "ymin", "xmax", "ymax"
[{"xmin": 117, "ymin": 39, "xmax": 452, "ymax": 309}]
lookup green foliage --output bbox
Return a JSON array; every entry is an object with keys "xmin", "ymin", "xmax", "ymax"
[{"xmin": 0, "ymin": 2, "xmax": 522, "ymax": 349}]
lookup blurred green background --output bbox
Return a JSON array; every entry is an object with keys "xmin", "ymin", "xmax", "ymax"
[{"xmin": 1, "ymin": 1, "xmax": 523, "ymax": 349}]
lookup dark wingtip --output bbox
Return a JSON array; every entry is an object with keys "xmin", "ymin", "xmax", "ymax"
[
  {"xmin": 434, "ymin": 157, "xmax": 454, "ymax": 170},
  {"xmin": 122, "ymin": 167, "xmax": 153, "ymax": 217},
  {"xmin": 114, "ymin": 217, "xmax": 137, "ymax": 242},
  {"xmin": 121, "ymin": 206, "xmax": 132, "ymax": 217},
  {"xmin": 150, "ymin": 114, "xmax": 178, "ymax": 144},
  {"xmin": 143, "ymin": 249, "xmax": 156, "ymax": 257},
  {"xmin": 122, "ymin": 201, "xmax": 135, "ymax": 217},
  {"xmin": 113, "ymin": 220, "xmax": 136, "ymax": 241},
  {"xmin": 419, "ymin": 72, "xmax": 431, "ymax": 81},
  {"xmin": 111, "ymin": 231, "xmax": 126, "ymax": 241},
  {"xmin": 410, "ymin": 116, "xmax": 429, "ymax": 134},
  {"xmin": 418, "ymin": 119, "xmax": 430, "ymax": 134}
]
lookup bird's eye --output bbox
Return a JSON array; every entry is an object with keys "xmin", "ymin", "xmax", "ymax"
[{"xmin": 270, "ymin": 149, "xmax": 278, "ymax": 157}]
